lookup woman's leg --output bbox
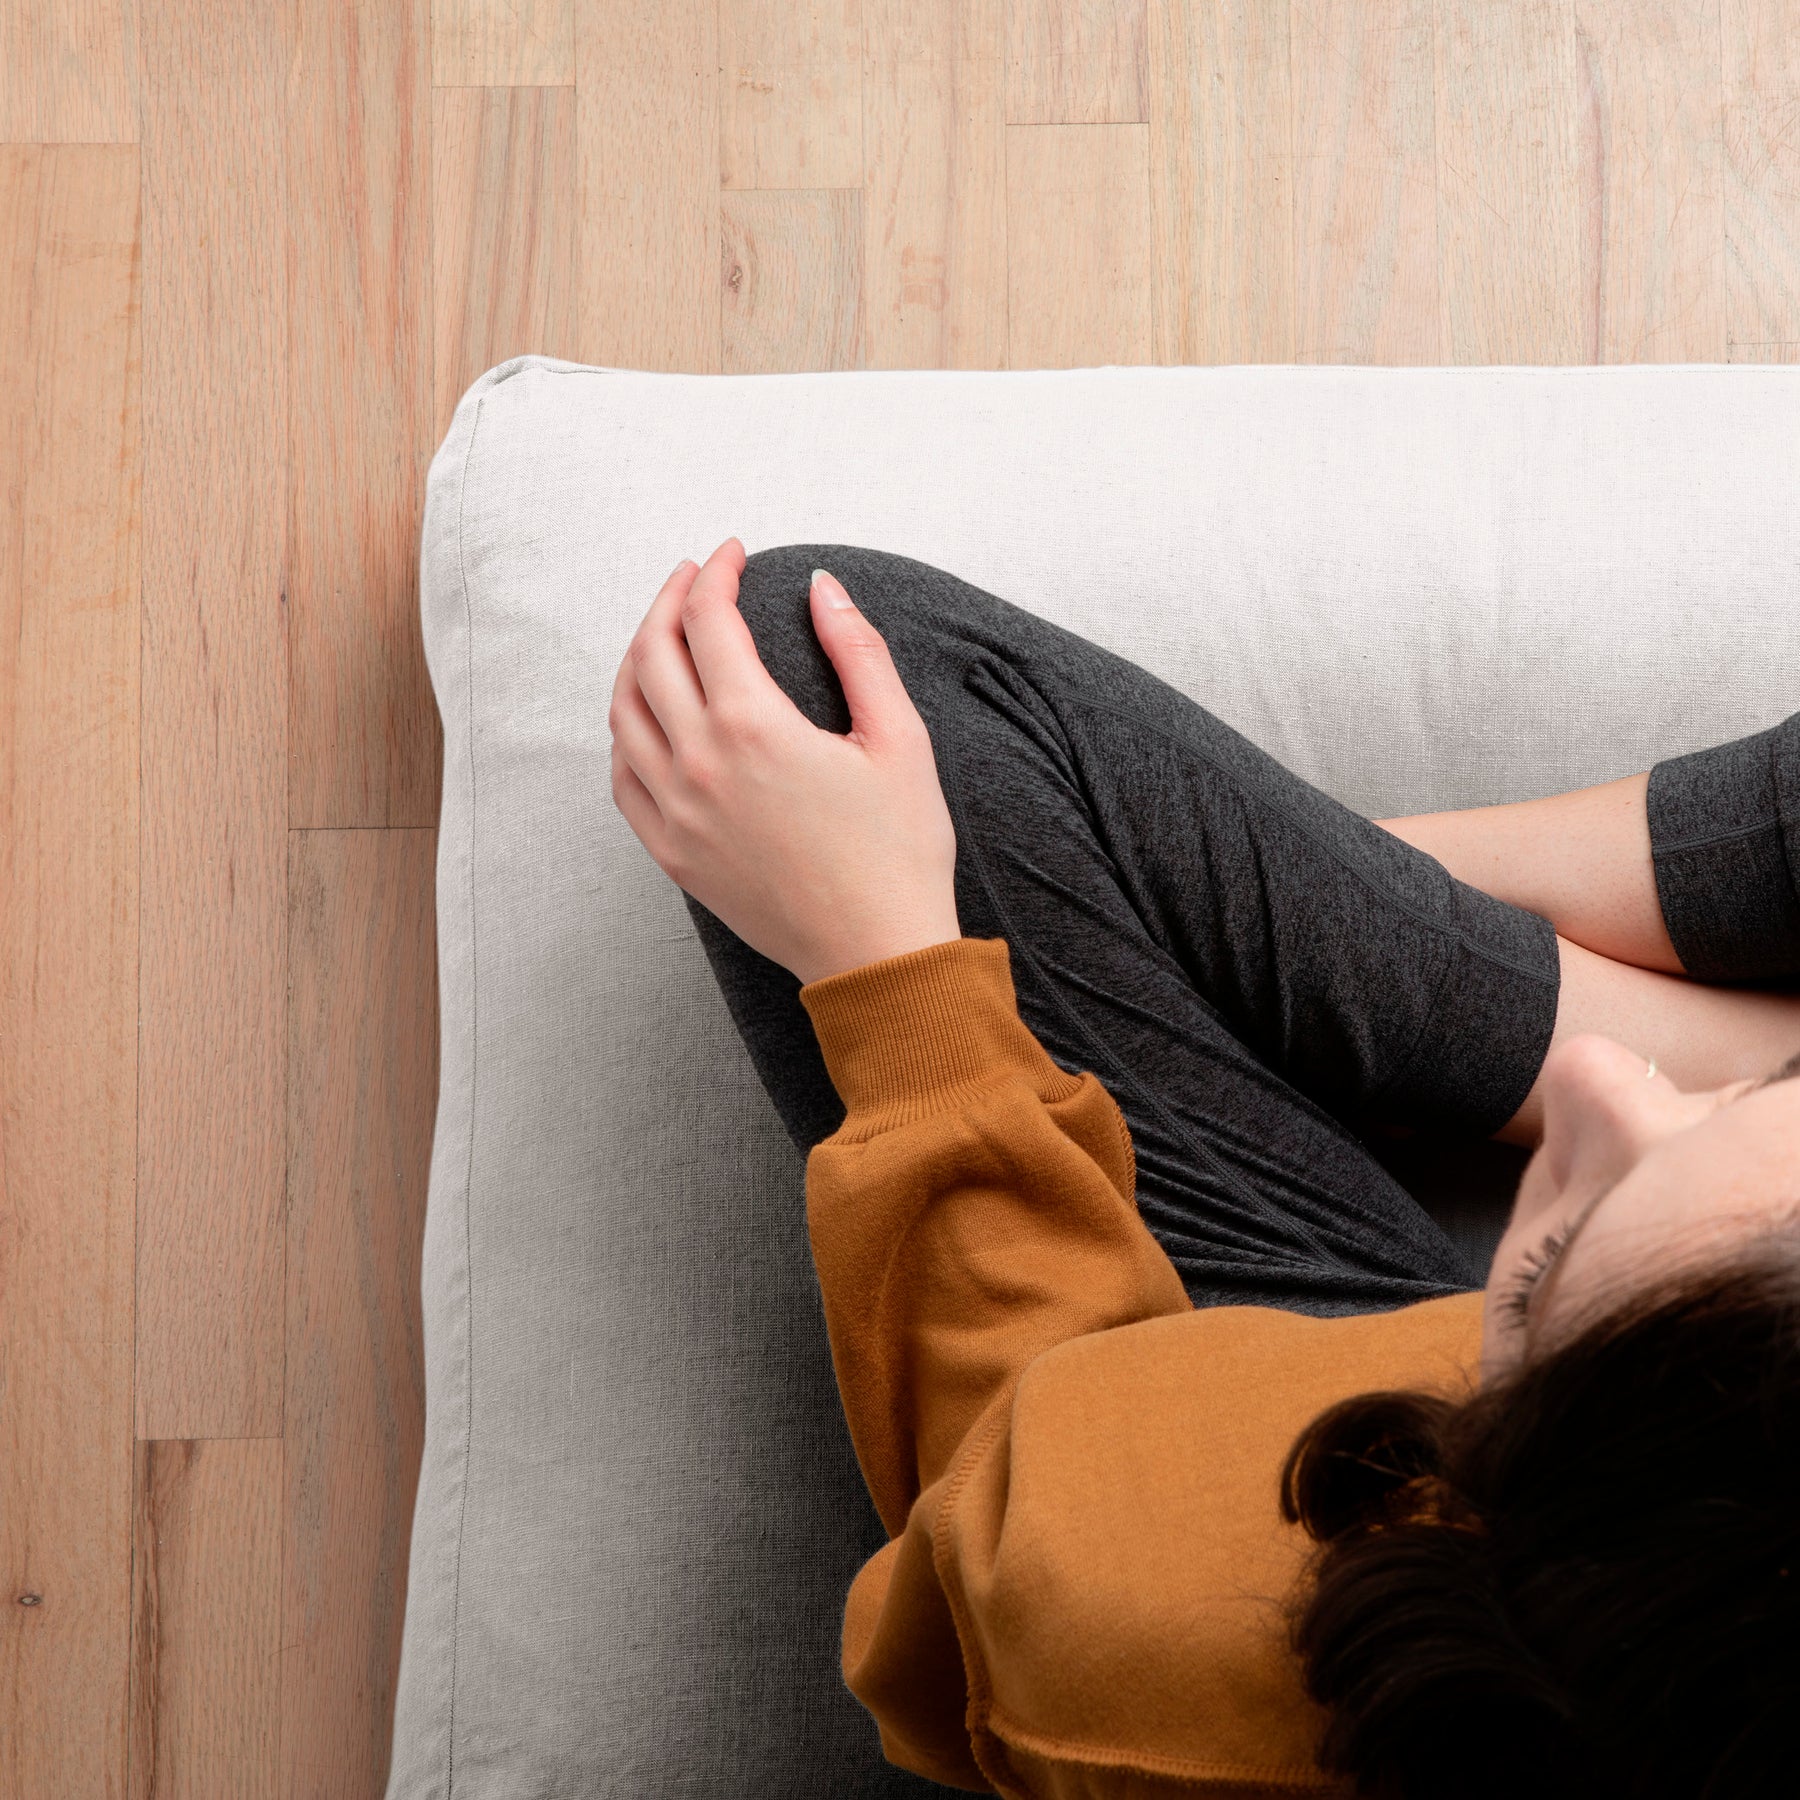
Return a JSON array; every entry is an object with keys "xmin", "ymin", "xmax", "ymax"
[
  {"xmin": 1379, "ymin": 718, "xmax": 1800, "ymax": 985},
  {"xmin": 1378, "ymin": 730, "xmax": 1800, "ymax": 1143},
  {"xmin": 1491, "ymin": 939, "xmax": 1800, "ymax": 1147},
  {"xmin": 682, "ymin": 544, "xmax": 1566, "ymax": 1318},
  {"xmin": 1377, "ymin": 773, "xmax": 1685, "ymax": 974}
]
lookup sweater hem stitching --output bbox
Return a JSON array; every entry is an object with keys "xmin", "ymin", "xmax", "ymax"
[{"xmin": 982, "ymin": 1708, "xmax": 1338, "ymax": 1793}]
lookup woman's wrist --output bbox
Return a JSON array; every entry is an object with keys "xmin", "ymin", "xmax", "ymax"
[
  {"xmin": 793, "ymin": 908, "xmax": 965, "ymax": 988},
  {"xmin": 797, "ymin": 935, "xmax": 1073, "ymax": 1123}
]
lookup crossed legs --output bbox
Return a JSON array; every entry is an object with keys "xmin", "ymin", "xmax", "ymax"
[
  {"xmin": 691, "ymin": 544, "xmax": 1800, "ymax": 1311},
  {"xmin": 1378, "ymin": 776, "xmax": 1800, "ymax": 1149}
]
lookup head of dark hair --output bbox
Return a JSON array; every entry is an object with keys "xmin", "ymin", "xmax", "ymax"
[{"xmin": 1278, "ymin": 1242, "xmax": 1800, "ymax": 1800}]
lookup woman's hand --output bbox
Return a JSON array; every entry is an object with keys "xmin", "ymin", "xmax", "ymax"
[{"xmin": 609, "ymin": 538, "xmax": 963, "ymax": 987}]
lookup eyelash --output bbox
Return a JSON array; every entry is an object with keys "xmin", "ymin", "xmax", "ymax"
[
  {"xmin": 1497, "ymin": 1221, "xmax": 1576, "ymax": 1327},
  {"xmin": 1493, "ymin": 1074, "xmax": 1796, "ymax": 1330}
]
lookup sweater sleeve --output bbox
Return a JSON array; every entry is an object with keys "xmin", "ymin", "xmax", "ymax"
[{"xmin": 798, "ymin": 935, "xmax": 1195, "ymax": 1790}]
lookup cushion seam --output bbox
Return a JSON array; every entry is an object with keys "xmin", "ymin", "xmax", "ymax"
[{"xmin": 443, "ymin": 390, "xmax": 487, "ymax": 1800}]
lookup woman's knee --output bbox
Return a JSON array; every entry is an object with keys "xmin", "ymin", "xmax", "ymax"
[
  {"xmin": 736, "ymin": 543, "xmax": 969, "ymax": 733},
  {"xmin": 732, "ymin": 547, "xmax": 851, "ymax": 731}
]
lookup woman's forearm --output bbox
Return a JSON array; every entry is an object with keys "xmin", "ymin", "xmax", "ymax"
[
  {"xmin": 795, "ymin": 934, "xmax": 1192, "ymax": 1789},
  {"xmin": 1374, "ymin": 771, "xmax": 1687, "ymax": 977},
  {"xmin": 799, "ymin": 935, "xmax": 1192, "ymax": 1533}
]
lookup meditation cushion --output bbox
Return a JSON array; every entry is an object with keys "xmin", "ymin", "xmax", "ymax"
[{"xmin": 384, "ymin": 357, "xmax": 1800, "ymax": 1797}]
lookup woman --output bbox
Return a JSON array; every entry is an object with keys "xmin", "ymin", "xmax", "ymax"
[{"xmin": 609, "ymin": 537, "xmax": 1800, "ymax": 1798}]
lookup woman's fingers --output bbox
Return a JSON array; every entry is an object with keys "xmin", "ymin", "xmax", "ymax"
[
  {"xmin": 678, "ymin": 539, "xmax": 772, "ymax": 709},
  {"xmin": 607, "ymin": 540, "xmax": 962, "ymax": 983},
  {"xmin": 627, "ymin": 558, "xmax": 708, "ymax": 742},
  {"xmin": 610, "ymin": 742, "xmax": 669, "ymax": 862},
  {"xmin": 608, "ymin": 663, "xmax": 675, "ymax": 797},
  {"xmin": 807, "ymin": 569, "xmax": 915, "ymax": 746},
  {"xmin": 628, "ymin": 537, "xmax": 792, "ymax": 751}
]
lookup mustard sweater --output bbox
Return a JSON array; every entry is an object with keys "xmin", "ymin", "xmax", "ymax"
[{"xmin": 796, "ymin": 934, "xmax": 1486, "ymax": 1799}]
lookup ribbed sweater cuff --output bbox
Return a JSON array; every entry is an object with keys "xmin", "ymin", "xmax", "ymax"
[{"xmin": 798, "ymin": 936, "xmax": 1084, "ymax": 1133}]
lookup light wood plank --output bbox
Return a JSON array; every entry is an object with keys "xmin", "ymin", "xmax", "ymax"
[
  {"xmin": 721, "ymin": 188, "xmax": 865, "ymax": 371},
  {"xmin": 1290, "ymin": 0, "xmax": 1440, "ymax": 363},
  {"xmin": 1006, "ymin": 123, "xmax": 1153, "ymax": 367},
  {"xmin": 719, "ymin": 0, "xmax": 862, "ymax": 190},
  {"xmin": 1574, "ymin": 0, "xmax": 1726, "ymax": 363},
  {"xmin": 129, "ymin": 1441, "xmax": 282, "ymax": 1799},
  {"xmin": 1434, "ymin": 0, "xmax": 1592, "ymax": 362},
  {"xmin": 1146, "ymin": 0, "xmax": 1295, "ymax": 363},
  {"xmin": 1724, "ymin": 0, "xmax": 1800, "ymax": 355},
  {"xmin": 432, "ymin": 0, "xmax": 573, "ymax": 85},
  {"xmin": 0, "ymin": 141, "xmax": 140, "ymax": 1800},
  {"xmin": 136, "ymin": 0, "xmax": 288, "ymax": 1440},
  {"xmin": 287, "ymin": 0, "xmax": 439, "ymax": 829},
  {"xmin": 282, "ymin": 829, "xmax": 436, "ymax": 1797},
  {"xmin": 862, "ymin": 0, "xmax": 1009, "ymax": 369},
  {"xmin": 577, "ymin": 0, "xmax": 721, "ymax": 371},
  {"xmin": 1006, "ymin": 0, "xmax": 1147, "ymax": 125},
  {"xmin": 0, "ymin": 0, "xmax": 138, "ymax": 143},
  {"xmin": 432, "ymin": 85, "xmax": 580, "ymax": 441},
  {"xmin": 13, "ymin": 4, "xmax": 1800, "ymax": 1791}
]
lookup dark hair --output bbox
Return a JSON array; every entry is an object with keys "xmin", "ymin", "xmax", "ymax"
[{"xmin": 1278, "ymin": 1242, "xmax": 1800, "ymax": 1800}]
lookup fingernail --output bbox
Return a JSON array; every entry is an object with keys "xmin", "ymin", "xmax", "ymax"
[
  {"xmin": 814, "ymin": 568, "xmax": 852, "ymax": 609},
  {"xmin": 671, "ymin": 558, "xmax": 693, "ymax": 579}
]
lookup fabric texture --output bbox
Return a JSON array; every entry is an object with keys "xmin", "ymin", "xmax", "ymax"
[
  {"xmin": 685, "ymin": 543, "xmax": 1565, "ymax": 1317},
  {"xmin": 1648, "ymin": 712, "xmax": 1800, "ymax": 985},
  {"xmin": 386, "ymin": 357, "xmax": 1800, "ymax": 1798},
  {"xmin": 791, "ymin": 929, "xmax": 1485, "ymax": 1796}
]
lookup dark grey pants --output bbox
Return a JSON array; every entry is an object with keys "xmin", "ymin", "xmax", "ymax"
[{"xmin": 685, "ymin": 545, "xmax": 1800, "ymax": 1317}]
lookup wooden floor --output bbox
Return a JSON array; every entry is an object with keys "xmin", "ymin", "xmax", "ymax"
[{"xmin": 3, "ymin": 0, "xmax": 1797, "ymax": 1792}]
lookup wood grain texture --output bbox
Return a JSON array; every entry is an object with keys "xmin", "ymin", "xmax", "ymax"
[
  {"xmin": 0, "ymin": 141, "xmax": 140, "ymax": 1800},
  {"xmin": 129, "ymin": 1440, "xmax": 282, "ymax": 1799},
  {"xmin": 287, "ymin": 0, "xmax": 439, "ymax": 830},
  {"xmin": 1573, "ymin": 0, "xmax": 1726, "ymax": 363},
  {"xmin": 862, "ymin": 0, "xmax": 1009, "ymax": 369},
  {"xmin": 719, "ymin": 0, "xmax": 862, "ymax": 190},
  {"xmin": 1006, "ymin": 0, "xmax": 1147, "ymax": 125},
  {"xmin": 432, "ymin": 85, "xmax": 580, "ymax": 439},
  {"xmin": 1146, "ymin": 0, "xmax": 1295, "ymax": 363},
  {"xmin": 1006, "ymin": 123, "xmax": 1153, "ymax": 367},
  {"xmin": 1723, "ymin": 0, "xmax": 1800, "ymax": 356},
  {"xmin": 0, "ymin": 0, "xmax": 139, "ymax": 143},
  {"xmin": 432, "ymin": 0, "xmax": 573, "ymax": 85},
  {"xmin": 136, "ymin": 0, "xmax": 287, "ymax": 1441},
  {"xmin": 282, "ymin": 829, "xmax": 436, "ymax": 1798},
  {"xmin": 722, "ymin": 188, "xmax": 865, "ymax": 371},
  {"xmin": 20, "ymin": 1, "xmax": 1800, "ymax": 1790},
  {"xmin": 1435, "ymin": 0, "xmax": 1594, "ymax": 363},
  {"xmin": 1290, "ymin": 0, "xmax": 1440, "ymax": 363},
  {"xmin": 577, "ymin": 0, "xmax": 721, "ymax": 371}
]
